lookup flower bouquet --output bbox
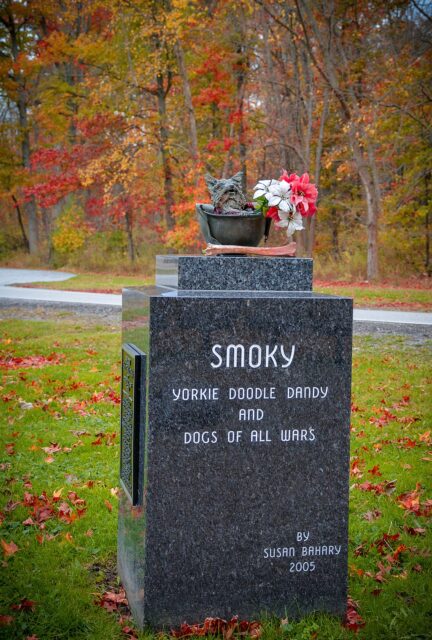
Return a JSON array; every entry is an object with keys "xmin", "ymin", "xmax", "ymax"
[{"xmin": 253, "ymin": 170, "xmax": 318, "ymax": 239}]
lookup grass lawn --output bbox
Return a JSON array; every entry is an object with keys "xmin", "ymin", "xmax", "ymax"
[
  {"xmin": 314, "ymin": 282, "xmax": 432, "ymax": 312},
  {"xmin": 0, "ymin": 320, "xmax": 431, "ymax": 639},
  {"xmin": 18, "ymin": 273, "xmax": 151, "ymax": 293}
]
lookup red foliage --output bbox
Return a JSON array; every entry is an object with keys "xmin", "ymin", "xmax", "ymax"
[
  {"xmin": 343, "ymin": 596, "xmax": 366, "ymax": 633},
  {"xmin": 170, "ymin": 616, "xmax": 262, "ymax": 638},
  {"xmin": 0, "ymin": 353, "xmax": 65, "ymax": 370}
]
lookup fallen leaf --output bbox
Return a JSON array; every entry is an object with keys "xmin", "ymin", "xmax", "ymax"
[
  {"xmin": 104, "ymin": 500, "xmax": 113, "ymax": 512},
  {"xmin": 1, "ymin": 539, "xmax": 19, "ymax": 557},
  {"xmin": 11, "ymin": 598, "xmax": 37, "ymax": 611},
  {"xmin": 41, "ymin": 443, "xmax": 62, "ymax": 454},
  {"xmin": 362, "ymin": 510, "xmax": 382, "ymax": 521}
]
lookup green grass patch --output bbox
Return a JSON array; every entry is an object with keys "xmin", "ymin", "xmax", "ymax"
[
  {"xmin": 19, "ymin": 273, "xmax": 151, "ymax": 293},
  {"xmin": 314, "ymin": 283, "xmax": 432, "ymax": 311},
  {"xmin": 0, "ymin": 321, "xmax": 431, "ymax": 639}
]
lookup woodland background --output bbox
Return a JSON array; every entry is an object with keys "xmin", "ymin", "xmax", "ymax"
[{"xmin": 0, "ymin": 0, "xmax": 431, "ymax": 281}]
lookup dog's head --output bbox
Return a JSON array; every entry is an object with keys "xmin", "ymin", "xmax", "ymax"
[{"xmin": 205, "ymin": 172, "xmax": 246, "ymax": 210}]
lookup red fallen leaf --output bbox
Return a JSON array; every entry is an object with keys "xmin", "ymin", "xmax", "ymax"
[
  {"xmin": 375, "ymin": 532, "xmax": 400, "ymax": 554},
  {"xmin": 372, "ymin": 561, "xmax": 392, "ymax": 583},
  {"xmin": 23, "ymin": 492, "xmax": 35, "ymax": 506},
  {"xmin": 397, "ymin": 484, "xmax": 421, "ymax": 514},
  {"xmin": 41, "ymin": 443, "xmax": 62, "ymax": 454},
  {"xmin": 362, "ymin": 510, "xmax": 382, "ymax": 521},
  {"xmin": 36, "ymin": 533, "xmax": 56, "ymax": 544},
  {"xmin": 64, "ymin": 532, "xmax": 73, "ymax": 542},
  {"xmin": 360, "ymin": 479, "xmax": 396, "ymax": 495},
  {"xmin": 121, "ymin": 625, "xmax": 138, "ymax": 639},
  {"xmin": 5, "ymin": 443, "xmax": 15, "ymax": 455},
  {"xmin": 398, "ymin": 416, "xmax": 419, "ymax": 425},
  {"xmin": 5, "ymin": 500, "xmax": 20, "ymax": 512},
  {"xmin": 0, "ymin": 615, "xmax": 14, "ymax": 625},
  {"xmin": 350, "ymin": 459, "xmax": 363, "ymax": 478},
  {"xmin": 354, "ymin": 543, "xmax": 368, "ymax": 557},
  {"xmin": 343, "ymin": 597, "xmax": 366, "ymax": 633},
  {"xmin": 11, "ymin": 598, "xmax": 36, "ymax": 611},
  {"xmin": 44, "ymin": 456, "xmax": 55, "ymax": 464},
  {"xmin": 104, "ymin": 500, "xmax": 113, "ymax": 512},
  {"xmin": 70, "ymin": 429, "xmax": 90, "ymax": 437},
  {"xmin": 96, "ymin": 589, "xmax": 128, "ymax": 613},
  {"xmin": 368, "ymin": 465, "xmax": 382, "ymax": 477},
  {"xmin": 419, "ymin": 430, "xmax": 431, "ymax": 443},
  {"xmin": 91, "ymin": 437, "xmax": 103, "ymax": 446},
  {"xmin": 58, "ymin": 502, "xmax": 76, "ymax": 524},
  {"xmin": 22, "ymin": 517, "xmax": 36, "ymax": 526},
  {"xmin": 351, "ymin": 566, "xmax": 364, "ymax": 577},
  {"xmin": 52, "ymin": 488, "xmax": 63, "ymax": 501},
  {"xmin": 404, "ymin": 526, "xmax": 426, "ymax": 536},
  {"xmin": 1, "ymin": 539, "xmax": 19, "ymax": 557},
  {"xmin": 399, "ymin": 437, "xmax": 416, "ymax": 449},
  {"xmin": 67, "ymin": 491, "xmax": 85, "ymax": 506},
  {"xmin": 412, "ymin": 564, "xmax": 422, "ymax": 572},
  {"xmin": 371, "ymin": 588, "xmax": 382, "ymax": 596},
  {"xmin": 385, "ymin": 544, "xmax": 407, "ymax": 565},
  {"xmin": 392, "ymin": 396, "xmax": 410, "ymax": 409},
  {"xmin": 34, "ymin": 505, "xmax": 54, "ymax": 525}
]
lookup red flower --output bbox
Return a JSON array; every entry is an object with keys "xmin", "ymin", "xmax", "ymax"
[
  {"xmin": 279, "ymin": 170, "xmax": 318, "ymax": 217},
  {"xmin": 265, "ymin": 206, "xmax": 280, "ymax": 221}
]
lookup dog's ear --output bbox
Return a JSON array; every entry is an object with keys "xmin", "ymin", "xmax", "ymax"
[
  {"xmin": 205, "ymin": 174, "xmax": 218, "ymax": 191},
  {"xmin": 231, "ymin": 172, "xmax": 243, "ymax": 186}
]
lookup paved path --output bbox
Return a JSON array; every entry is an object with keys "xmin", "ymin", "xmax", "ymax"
[
  {"xmin": 0, "ymin": 268, "xmax": 121, "ymax": 307},
  {"xmin": 0, "ymin": 268, "xmax": 431, "ymax": 325},
  {"xmin": 0, "ymin": 268, "xmax": 76, "ymax": 285}
]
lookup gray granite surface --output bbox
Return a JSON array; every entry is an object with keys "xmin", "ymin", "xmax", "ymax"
[
  {"xmin": 156, "ymin": 255, "xmax": 313, "ymax": 291},
  {"xmin": 119, "ymin": 283, "xmax": 353, "ymax": 628}
]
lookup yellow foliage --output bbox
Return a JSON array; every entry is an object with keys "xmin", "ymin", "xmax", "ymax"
[{"xmin": 52, "ymin": 205, "xmax": 90, "ymax": 254}]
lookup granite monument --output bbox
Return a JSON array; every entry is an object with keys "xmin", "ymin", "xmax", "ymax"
[{"xmin": 118, "ymin": 255, "xmax": 353, "ymax": 629}]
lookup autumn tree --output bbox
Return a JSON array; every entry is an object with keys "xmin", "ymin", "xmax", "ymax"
[{"xmin": 0, "ymin": 0, "xmax": 45, "ymax": 254}]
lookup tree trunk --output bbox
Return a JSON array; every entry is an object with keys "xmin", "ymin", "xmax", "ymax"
[
  {"xmin": 174, "ymin": 40, "xmax": 199, "ymax": 161},
  {"xmin": 307, "ymin": 87, "xmax": 329, "ymax": 257},
  {"xmin": 424, "ymin": 170, "xmax": 431, "ymax": 276},
  {"xmin": 11, "ymin": 195, "xmax": 29, "ymax": 251},
  {"xmin": 156, "ymin": 73, "xmax": 175, "ymax": 229},
  {"xmin": 125, "ymin": 206, "xmax": 135, "ymax": 264},
  {"xmin": 348, "ymin": 125, "xmax": 380, "ymax": 279},
  {"xmin": 9, "ymin": 15, "xmax": 39, "ymax": 253}
]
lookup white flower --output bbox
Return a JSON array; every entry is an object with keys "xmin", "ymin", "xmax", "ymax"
[
  {"xmin": 253, "ymin": 179, "xmax": 279, "ymax": 200},
  {"xmin": 276, "ymin": 209, "xmax": 304, "ymax": 235},
  {"xmin": 266, "ymin": 180, "xmax": 295, "ymax": 213}
]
